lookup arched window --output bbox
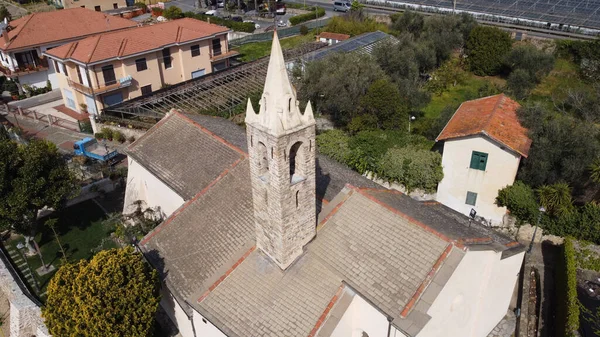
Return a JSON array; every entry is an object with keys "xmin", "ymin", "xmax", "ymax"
[
  {"xmin": 257, "ymin": 142, "xmax": 269, "ymax": 178},
  {"xmin": 295, "ymin": 190, "xmax": 299, "ymax": 208},
  {"xmin": 288, "ymin": 98, "xmax": 292, "ymax": 112},
  {"xmin": 289, "ymin": 142, "xmax": 304, "ymax": 182}
]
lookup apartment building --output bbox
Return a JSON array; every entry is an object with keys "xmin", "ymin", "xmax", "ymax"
[
  {"xmin": 0, "ymin": 8, "xmax": 137, "ymax": 90},
  {"xmin": 58, "ymin": 0, "xmax": 129, "ymax": 11},
  {"xmin": 44, "ymin": 18, "xmax": 237, "ymax": 115}
]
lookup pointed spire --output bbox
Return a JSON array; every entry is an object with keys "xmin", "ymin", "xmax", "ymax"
[
  {"xmin": 245, "ymin": 30, "xmax": 314, "ymax": 136},
  {"xmin": 245, "ymin": 97, "xmax": 256, "ymax": 124}
]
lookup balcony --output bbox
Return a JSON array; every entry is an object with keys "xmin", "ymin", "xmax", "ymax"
[
  {"xmin": 0, "ymin": 61, "xmax": 49, "ymax": 77},
  {"xmin": 210, "ymin": 50, "xmax": 240, "ymax": 62},
  {"xmin": 67, "ymin": 75, "xmax": 133, "ymax": 95}
]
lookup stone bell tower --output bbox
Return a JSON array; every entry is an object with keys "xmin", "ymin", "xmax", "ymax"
[{"xmin": 245, "ymin": 31, "xmax": 316, "ymax": 270}]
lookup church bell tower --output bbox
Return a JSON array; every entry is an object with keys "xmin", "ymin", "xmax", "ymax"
[{"xmin": 245, "ymin": 31, "xmax": 316, "ymax": 270}]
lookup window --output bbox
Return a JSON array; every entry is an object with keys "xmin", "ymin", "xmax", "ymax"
[
  {"xmin": 289, "ymin": 142, "xmax": 304, "ymax": 181},
  {"xmin": 141, "ymin": 85, "xmax": 152, "ymax": 96},
  {"xmin": 469, "ymin": 151, "xmax": 488, "ymax": 171},
  {"xmin": 191, "ymin": 44, "xmax": 200, "ymax": 57},
  {"xmin": 465, "ymin": 191, "xmax": 478, "ymax": 206},
  {"xmin": 212, "ymin": 39, "xmax": 221, "ymax": 56},
  {"xmin": 135, "ymin": 58, "xmax": 147, "ymax": 72},
  {"xmin": 76, "ymin": 66, "xmax": 83, "ymax": 84},
  {"xmin": 80, "ymin": 5, "xmax": 85, "ymax": 7},
  {"xmin": 53, "ymin": 60, "xmax": 60, "ymax": 73},
  {"xmin": 162, "ymin": 48, "xmax": 172, "ymax": 69},
  {"xmin": 101, "ymin": 65, "xmax": 116, "ymax": 86},
  {"xmin": 94, "ymin": 5, "xmax": 101, "ymax": 11},
  {"xmin": 113, "ymin": 3, "xmax": 118, "ymax": 8},
  {"xmin": 63, "ymin": 63, "xmax": 69, "ymax": 77}
]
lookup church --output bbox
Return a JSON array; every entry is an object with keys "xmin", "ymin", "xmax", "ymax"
[{"xmin": 124, "ymin": 32, "xmax": 526, "ymax": 337}]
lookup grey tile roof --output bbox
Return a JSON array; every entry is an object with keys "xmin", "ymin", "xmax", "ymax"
[
  {"xmin": 302, "ymin": 31, "xmax": 398, "ymax": 62},
  {"xmin": 197, "ymin": 251, "xmax": 342, "ymax": 337},
  {"xmin": 310, "ymin": 190, "xmax": 449, "ymax": 318},
  {"xmin": 127, "ymin": 112, "xmax": 245, "ymax": 200},
  {"xmin": 361, "ymin": 189, "xmax": 518, "ymax": 247},
  {"xmin": 142, "ymin": 160, "xmax": 255, "ymax": 300}
]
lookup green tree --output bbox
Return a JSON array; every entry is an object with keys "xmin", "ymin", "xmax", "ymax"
[
  {"xmin": 358, "ymin": 78, "xmax": 408, "ymax": 129},
  {"xmin": 390, "ymin": 10, "xmax": 424, "ymax": 38},
  {"xmin": 465, "ymin": 26, "xmax": 512, "ymax": 76},
  {"xmin": 507, "ymin": 68, "xmax": 536, "ymax": 100},
  {"xmin": 43, "ymin": 247, "xmax": 160, "ymax": 337},
  {"xmin": 496, "ymin": 181, "xmax": 540, "ymax": 226},
  {"xmin": 316, "ymin": 130, "xmax": 351, "ymax": 164},
  {"xmin": 377, "ymin": 147, "xmax": 444, "ymax": 193},
  {"xmin": 163, "ymin": 5, "xmax": 183, "ymax": 20},
  {"xmin": 0, "ymin": 5, "xmax": 11, "ymax": 22},
  {"xmin": 426, "ymin": 58, "xmax": 467, "ymax": 95},
  {"xmin": 536, "ymin": 182, "xmax": 574, "ymax": 216}
]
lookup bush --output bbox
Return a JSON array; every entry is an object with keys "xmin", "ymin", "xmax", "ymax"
[
  {"xmin": 299, "ymin": 25, "xmax": 309, "ymax": 35},
  {"xmin": 100, "ymin": 127, "xmax": 114, "ymax": 140},
  {"xmin": 289, "ymin": 7, "xmax": 325, "ymax": 26},
  {"xmin": 556, "ymin": 238, "xmax": 580, "ymax": 337},
  {"xmin": 79, "ymin": 120, "xmax": 93, "ymax": 134},
  {"xmin": 163, "ymin": 6, "xmax": 184, "ymax": 20},
  {"xmin": 496, "ymin": 181, "xmax": 540, "ymax": 226},
  {"xmin": 465, "ymin": 26, "xmax": 512, "ymax": 76},
  {"xmin": 128, "ymin": 135, "xmax": 136, "ymax": 143},
  {"xmin": 114, "ymin": 131, "xmax": 126, "ymax": 143},
  {"xmin": 377, "ymin": 147, "xmax": 444, "ymax": 192},
  {"xmin": 183, "ymin": 11, "xmax": 255, "ymax": 33},
  {"xmin": 324, "ymin": 15, "xmax": 389, "ymax": 36},
  {"xmin": 94, "ymin": 132, "xmax": 105, "ymax": 140},
  {"xmin": 134, "ymin": 1, "xmax": 147, "ymax": 11}
]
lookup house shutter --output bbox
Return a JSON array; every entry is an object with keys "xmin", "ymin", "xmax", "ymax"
[{"xmin": 470, "ymin": 151, "xmax": 488, "ymax": 171}]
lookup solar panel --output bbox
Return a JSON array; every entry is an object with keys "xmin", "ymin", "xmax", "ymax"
[{"xmin": 376, "ymin": 0, "xmax": 600, "ymax": 31}]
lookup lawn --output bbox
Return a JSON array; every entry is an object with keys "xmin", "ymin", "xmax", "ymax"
[
  {"xmin": 530, "ymin": 57, "xmax": 590, "ymax": 106},
  {"xmin": 6, "ymin": 199, "xmax": 117, "ymax": 296},
  {"xmin": 422, "ymin": 75, "xmax": 492, "ymax": 119},
  {"xmin": 234, "ymin": 32, "xmax": 317, "ymax": 62}
]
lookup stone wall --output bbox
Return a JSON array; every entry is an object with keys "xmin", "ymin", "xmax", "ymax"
[{"xmin": 0, "ymin": 251, "xmax": 50, "ymax": 337}]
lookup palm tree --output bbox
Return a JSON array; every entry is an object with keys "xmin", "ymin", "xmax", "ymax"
[
  {"xmin": 537, "ymin": 182, "xmax": 573, "ymax": 216},
  {"xmin": 45, "ymin": 218, "xmax": 67, "ymax": 261}
]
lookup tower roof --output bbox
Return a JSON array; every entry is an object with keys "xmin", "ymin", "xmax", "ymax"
[{"xmin": 245, "ymin": 30, "xmax": 314, "ymax": 136}]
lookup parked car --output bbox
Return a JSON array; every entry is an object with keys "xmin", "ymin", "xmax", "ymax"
[
  {"xmin": 333, "ymin": 1, "xmax": 351, "ymax": 11},
  {"xmin": 277, "ymin": 20, "xmax": 287, "ymax": 27},
  {"xmin": 276, "ymin": 3, "xmax": 286, "ymax": 14},
  {"xmin": 217, "ymin": 0, "xmax": 224, "ymax": 7},
  {"xmin": 205, "ymin": 9, "xmax": 217, "ymax": 15}
]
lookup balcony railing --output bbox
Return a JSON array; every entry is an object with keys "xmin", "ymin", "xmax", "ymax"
[
  {"xmin": 67, "ymin": 75, "xmax": 132, "ymax": 95},
  {"xmin": 0, "ymin": 63, "xmax": 49, "ymax": 77},
  {"xmin": 210, "ymin": 50, "xmax": 240, "ymax": 62}
]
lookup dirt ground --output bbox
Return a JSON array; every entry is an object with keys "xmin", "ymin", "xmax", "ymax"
[{"xmin": 0, "ymin": 289, "xmax": 10, "ymax": 337}]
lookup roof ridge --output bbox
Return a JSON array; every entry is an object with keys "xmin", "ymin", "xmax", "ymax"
[
  {"xmin": 176, "ymin": 26, "xmax": 183, "ymax": 43},
  {"xmin": 6, "ymin": 13, "xmax": 34, "ymax": 48},
  {"xmin": 117, "ymin": 37, "xmax": 128, "ymax": 57},
  {"xmin": 481, "ymin": 94, "xmax": 505, "ymax": 133},
  {"xmin": 66, "ymin": 41, "xmax": 78, "ymax": 59}
]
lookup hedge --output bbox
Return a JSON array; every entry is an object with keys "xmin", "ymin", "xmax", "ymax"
[
  {"xmin": 183, "ymin": 11, "xmax": 256, "ymax": 33},
  {"xmin": 556, "ymin": 237, "xmax": 580, "ymax": 337},
  {"xmin": 289, "ymin": 7, "xmax": 325, "ymax": 26}
]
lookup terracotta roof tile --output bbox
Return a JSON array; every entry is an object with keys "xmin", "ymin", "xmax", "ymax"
[
  {"xmin": 0, "ymin": 8, "xmax": 137, "ymax": 51},
  {"xmin": 436, "ymin": 94, "xmax": 532, "ymax": 157},
  {"xmin": 46, "ymin": 18, "xmax": 229, "ymax": 64},
  {"xmin": 318, "ymin": 32, "xmax": 350, "ymax": 41}
]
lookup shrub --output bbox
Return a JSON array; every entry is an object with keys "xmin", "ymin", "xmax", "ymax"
[
  {"xmin": 114, "ymin": 131, "xmax": 126, "ymax": 143},
  {"xmin": 556, "ymin": 238, "xmax": 580, "ymax": 337},
  {"xmin": 289, "ymin": 7, "xmax": 325, "ymax": 26},
  {"xmin": 134, "ymin": 1, "xmax": 147, "ymax": 11},
  {"xmin": 299, "ymin": 25, "xmax": 309, "ymax": 35},
  {"xmin": 324, "ymin": 15, "xmax": 389, "ymax": 36},
  {"xmin": 316, "ymin": 129, "xmax": 351, "ymax": 164},
  {"xmin": 128, "ymin": 135, "xmax": 136, "ymax": 143},
  {"xmin": 94, "ymin": 132, "xmax": 105, "ymax": 140},
  {"xmin": 496, "ymin": 181, "xmax": 540, "ymax": 226},
  {"xmin": 163, "ymin": 6, "xmax": 183, "ymax": 20},
  {"xmin": 100, "ymin": 127, "xmax": 114, "ymax": 140},
  {"xmin": 79, "ymin": 120, "xmax": 93, "ymax": 134},
  {"xmin": 377, "ymin": 147, "xmax": 444, "ymax": 192},
  {"xmin": 465, "ymin": 26, "xmax": 512, "ymax": 76}
]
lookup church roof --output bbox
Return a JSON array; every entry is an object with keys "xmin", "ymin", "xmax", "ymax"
[{"xmin": 137, "ymin": 110, "xmax": 524, "ymax": 337}]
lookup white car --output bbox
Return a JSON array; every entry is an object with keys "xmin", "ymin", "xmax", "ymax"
[
  {"xmin": 277, "ymin": 20, "xmax": 287, "ymax": 27},
  {"xmin": 205, "ymin": 9, "xmax": 217, "ymax": 15}
]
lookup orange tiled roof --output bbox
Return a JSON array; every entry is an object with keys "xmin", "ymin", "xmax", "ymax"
[
  {"xmin": 436, "ymin": 94, "xmax": 532, "ymax": 157},
  {"xmin": 0, "ymin": 8, "xmax": 137, "ymax": 51},
  {"xmin": 318, "ymin": 32, "xmax": 350, "ymax": 41},
  {"xmin": 45, "ymin": 18, "xmax": 229, "ymax": 64}
]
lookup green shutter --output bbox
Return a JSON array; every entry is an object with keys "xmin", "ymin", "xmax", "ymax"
[
  {"xmin": 470, "ymin": 151, "xmax": 488, "ymax": 171},
  {"xmin": 466, "ymin": 191, "xmax": 478, "ymax": 206}
]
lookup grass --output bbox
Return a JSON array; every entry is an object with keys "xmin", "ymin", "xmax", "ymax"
[
  {"xmin": 6, "ymin": 199, "xmax": 117, "ymax": 296},
  {"xmin": 530, "ymin": 58, "xmax": 591, "ymax": 106},
  {"xmin": 422, "ymin": 75, "xmax": 492, "ymax": 119},
  {"xmin": 234, "ymin": 32, "xmax": 317, "ymax": 62}
]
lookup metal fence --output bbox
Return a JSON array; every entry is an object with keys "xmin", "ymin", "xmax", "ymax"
[
  {"xmin": 230, "ymin": 18, "xmax": 331, "ymax": 46},
  {"xmin": 1, "ymin": 104, "xmax": 86, "ymax": 133}
]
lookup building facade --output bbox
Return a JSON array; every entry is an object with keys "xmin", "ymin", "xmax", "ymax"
[
  {"xmin": 0, "ymin": 9, "xmax": 137, "ymax": 90},
  {"xmin": 44, "ymin": 18, "xmax": 237, "ymax": 116},
  {"xmin": 57, "ymin": 0, "xmax": 129, "ymax": 11},
  {"xmin": 124, "ymin": 34, "xmax": 525, "ymax": 337},
  {"xmin": 436, "ymin": 94, "xmax": 532, "ymax": 224}
]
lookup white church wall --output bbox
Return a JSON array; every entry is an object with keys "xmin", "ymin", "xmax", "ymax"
[
  {"xmin": 159, "ymin": 288, "xmax": 195, "ymax": 337},
  {"xmin": 123, "ymin": 157, "xmax": 185, "ymax": 217},
  {"xmin": 193, "ymin": 309, "xmax": 227, "ymax": 337},
  {"xmin": 436, "ymin": 136, "xmax": 521, "ymax": 224},
  {"xmin": 417, "ymin": 249, "xmax": 524, "ymax": 337},
  {"xmin": 329, "ymin": 291, "xmax": 397, "ymax": 337}
]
